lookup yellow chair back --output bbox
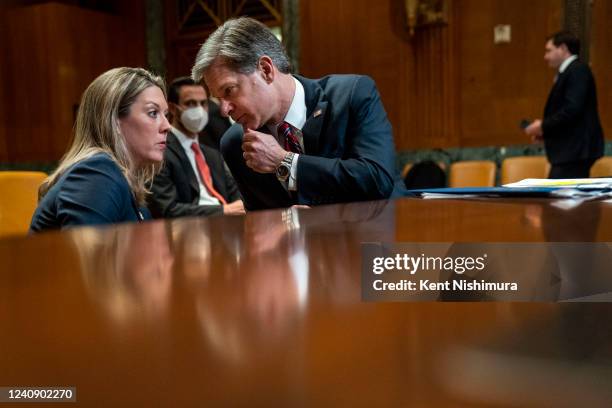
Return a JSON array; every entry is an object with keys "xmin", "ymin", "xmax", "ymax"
[
  {"xmin": 401, "ymin": 163, "xmax": 413, "ymax": 178},
  {"xmin": 501, "ymin": 156, "xmax": 550, "ymax": 185},
  {"xmin": 590, "ymin": 157, "xmax": 612, "ymax": 178},
  {"xmin": 449, "ymin": 160, "xmax": 496, "ymax": 187},
  {"xmin": 0, "ymin": 171, "xmax": 47, "ymax": 237}
]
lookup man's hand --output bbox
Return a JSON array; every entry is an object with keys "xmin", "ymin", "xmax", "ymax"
[
  {"xmin": 524, "ymin": 119, "xmax": 543, "ymax": 143},
  {"xmin": 242, "ymin": 128, "xmax": 287, "ymax": 173},
  {"xmin": 223, "ymin": 199, "xmax": 245, "ymax": 215}
]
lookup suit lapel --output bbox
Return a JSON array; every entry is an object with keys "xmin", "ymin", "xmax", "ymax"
[
  {"xmin": 295, "ymin": 75, "xmax": 328, "ymax": 155},
  {"xmin": 167, "ymin": 132, "xmax": 199, "ymax": 194},
  {"xmin": 546, "ymin": 59, "xmax": 578, "ymax": 112},
  {"xmin": 552, "ymin": 59, "xmax": 578, "ymax": 90},
  {"xmin": 546, "ymin": 75, "xmax": 563, "ymax": 108}
]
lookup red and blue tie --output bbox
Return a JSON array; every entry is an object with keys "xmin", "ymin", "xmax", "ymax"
[{"xmin": 278, "ymin": 121, "xmax": 303, "ymax": 154}]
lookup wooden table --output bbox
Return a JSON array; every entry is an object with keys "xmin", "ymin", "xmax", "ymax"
[{"xmin": 1, "ymin": 198, "xmax": 611, "ymax": 407}]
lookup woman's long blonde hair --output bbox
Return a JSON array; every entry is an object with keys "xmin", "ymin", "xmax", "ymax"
[{"xmin": 39, "ymin": 67, "xmax": 166, "ymax": 205}]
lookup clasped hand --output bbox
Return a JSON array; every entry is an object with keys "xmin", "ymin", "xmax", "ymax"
[{"xmin": 242, "ymin": 128, "xmax": 287, "ymax": 173}]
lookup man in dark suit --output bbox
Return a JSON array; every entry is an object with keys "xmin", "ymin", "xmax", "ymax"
[
  {"xmin": 191, "ymin": 17, "xmax": 404, "ymax": 210},
  {"xmin": 525, "ymin": 31, "xmax": 604, "ymax": 179},
  {"xmin": 148, "ymin": 77, "xmax": 244, "ymax": 218}
]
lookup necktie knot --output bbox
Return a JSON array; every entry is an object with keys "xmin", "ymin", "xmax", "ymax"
[
  {"xmin": 277, "ymin": 121, "xmax": 303, "ymax": 154},
  {"xmin": 278, "ymin": 121, "xmax": 291, "ymax": 134}
]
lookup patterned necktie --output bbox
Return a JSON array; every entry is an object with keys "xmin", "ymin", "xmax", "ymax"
[
  {"xmin": 190, "ymin": 142, "xmax": 227, "ymax": 205},
  {"xmin": 278, "ymin": 121, "xmax": 303, "ymax": 154}
]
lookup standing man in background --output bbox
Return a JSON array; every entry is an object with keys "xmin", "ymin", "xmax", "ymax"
[
  {"xmin": 148, "ymin": 77, "xmax": 244, "ymax": 218},
  {"xmin": 525, "ymin": 30, "xmax": 604, "ymax": 179}
]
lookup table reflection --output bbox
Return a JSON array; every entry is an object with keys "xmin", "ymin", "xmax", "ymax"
[
  {"xmin": 417, "ymin": 201, "xmax": 612, "ymax": 301},
  {"xmin": 71, "ymin": 223, "xmax": 174, "ymax": 323},
  {"xmin": 440, "ymin": 303, "xmax": 612, "ymax": 406},
  {"xmin": 4, "ymin": 197, "xmax": 612, "ymax": 406}
]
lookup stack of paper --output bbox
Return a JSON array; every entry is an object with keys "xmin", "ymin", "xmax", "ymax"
[
  {"xmin": 504, "ymin": 178, "xmax": 612, "ymax": 189},
  {"xmin": 409, "ymin": 178, "xmax": 612, "ymax": 200}
]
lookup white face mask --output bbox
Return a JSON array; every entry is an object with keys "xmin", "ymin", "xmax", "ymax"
[{"xmin": 180, "ymin": 106, "xmax": 208, "ymax": 134}]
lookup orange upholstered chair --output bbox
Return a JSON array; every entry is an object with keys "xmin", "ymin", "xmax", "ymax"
[
  {"xmin": 500, "ymin": 156, "xmax": 550, "ymax": 185},
  {"xmin": 0, "ymin": 171, "xmax": 47, "ymax": 237},
  {"xmin": 449, "ymin": 160, "xmax": 496, "ymax": 187},
  {"xmin": 401, "ymin": 163, "xmax": 414, "ymax": 179},
  {"xmin": 590, "ymin": 157, "xmax": 612, "ymax": 178}
]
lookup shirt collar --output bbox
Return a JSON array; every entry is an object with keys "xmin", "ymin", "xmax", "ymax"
[
  {"xmin": 172, "ymin": 126, "xmax": 198, "ymax": 150},
  {"xmin": 283, "ymin": 76, "xmax": 307, "ymax": 130},
  {"xmin": 559, "ymin": 54, "xmax": 578, "ymax": 74}
]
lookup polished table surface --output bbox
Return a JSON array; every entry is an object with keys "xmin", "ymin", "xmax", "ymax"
[{"xmin": 2, "ymin": 197, "xmax": 612, "ymax": 407}]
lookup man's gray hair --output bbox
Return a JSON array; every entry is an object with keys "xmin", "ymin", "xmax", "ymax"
[{"xmin": 192, "ymin": 17, "xmax": 290, "ymax": 83}]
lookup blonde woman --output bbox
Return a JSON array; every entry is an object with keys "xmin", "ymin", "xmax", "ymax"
[{"xmin": 30, "ymin": 67, "xmax": 170, "ymax": 231}]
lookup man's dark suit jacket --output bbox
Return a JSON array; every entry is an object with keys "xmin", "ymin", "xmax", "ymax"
[
  {"xmin": 220, "ymin": 74, "xmax": 405, "ymax": 210},
  {"xmin": 148, "ymin": 131, "xmax": 240, "ymax": 218},
  {"xmin": 542, "ymin": 59, "xmax": 604, "ymax": 165}
]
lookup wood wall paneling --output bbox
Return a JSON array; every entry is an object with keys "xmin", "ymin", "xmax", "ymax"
[
  {"xmin": 0, "ymin": 2, "xmax": 145, "ymax": 163},
  {"xmin": 590, "ymin": 0, "xmax": 612, "ymax": 141},
  {"xmin": 2, "ymin": 0, "xmax": 598, "ymax": 161},
  {"xmin": 459, "ymin": 0, "xmax": 562, "ymax": 147},
  {"xmin": 410, "ymin": 0, "xmax": 460, "ymax": 149},
  {"xmin": 300, "ymin": 0, "xmax": 463, "ymax": 150},
  {"xmin": 299, "ymin": 0, "xmax": 567, "ymax": 151},
  {"xmin": 0, "ymin": 7, "xmax": 8, "ymax": 162},
  {"xmin": 300, "ymin": 0, "xmax": 413, "ymax": 149}
]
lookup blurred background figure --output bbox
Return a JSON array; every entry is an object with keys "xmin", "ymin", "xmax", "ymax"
[{"xmin": 403, "ymin": 160, "xmax": 447, "ymax": 189}]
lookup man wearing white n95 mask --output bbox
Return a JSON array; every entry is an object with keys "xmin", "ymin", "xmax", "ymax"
[{"xmin": 148, "ymin": 77, "xmax": 244, "ymax": 218}]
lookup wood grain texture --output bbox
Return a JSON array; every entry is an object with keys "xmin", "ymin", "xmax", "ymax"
[
  {"xmin": 590, "ymin": 0, "xmax": 612, "ymax": 142},
  {"xmin": 300, "ymin": 0, "xmax": 411, "ymax": 148},
  {"xmin": 2, "ymin": 0, "xmax": 609, "ymax": 161},
  {"xmin": 0, "ymin": 2, "xmax": 145, "ymax": 163},
  {"xmin": 0, "ymin": 8, "xmax": 8, "ymax": 162},
  {"xmin": 1, "ymin": 198, "xmax": 612, "ymax": 405},
  {"xmin": 299, "ymin": 0, "xmax": 566, "ymax": 150},
  {"xmin": 459, "ymin": 0, "xmax": 561, "ymax": 147}
]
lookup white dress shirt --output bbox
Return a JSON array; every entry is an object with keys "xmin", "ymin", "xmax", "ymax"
[
  {"xmin": 559, "ymin": 54, "xmax": 578, "ymax": 74},
  {"xmin": 268, "ymin": 76, "xmax": 307, "ymax": 191}
]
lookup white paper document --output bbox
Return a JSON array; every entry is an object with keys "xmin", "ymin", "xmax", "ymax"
[{"xmin": 504, "ymin": 178, "xmax": 612, "ymax": 189}]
